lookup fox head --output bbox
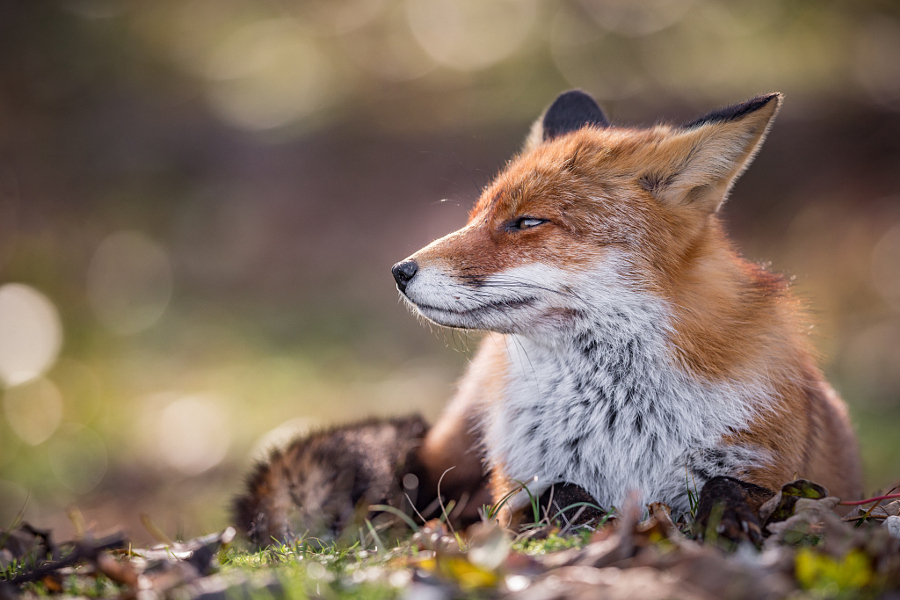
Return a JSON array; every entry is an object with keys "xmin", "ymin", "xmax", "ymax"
[{"xmin": 392, "ymin": 90, "xmax": 781, "ymax": 338}]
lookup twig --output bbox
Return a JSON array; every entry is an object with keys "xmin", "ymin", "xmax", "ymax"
[
  {"xmin": 7, "ymin": 533, "xmax": 127, "ymax": 585},
  {"xmin": 558, "ymin": 506, "xmax": 587, "ymax": 537},
  {"xmin": 839, "ymin": 492, "xmax": 900, "ymax": 506},
  {"xmin": 140, "ymin": 514, "xmax": 173, "ymax": 545},
  {"xmin": 67, "ymin": 506, "xmax": 86, "ymax": 539},
  {"xmin": 842, "ymin": 514, "xmax": 888, "ymax": 522}
]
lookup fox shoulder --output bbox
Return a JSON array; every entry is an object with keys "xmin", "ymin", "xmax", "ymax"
[{"xmin": 233, "ymin": 415, "xmax": 428, "ymax": 547}]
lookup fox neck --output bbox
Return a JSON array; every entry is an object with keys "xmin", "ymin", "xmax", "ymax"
[
  {"xmin": 516, "ymin": 221, "xmax": 795, "ymax": 389},
  {"xmin": 660, "ymin": 220, "xmax": 799, "ymax": 384}
]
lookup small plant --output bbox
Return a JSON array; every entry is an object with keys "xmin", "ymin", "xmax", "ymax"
[{"xmin": 685, "ymin": 472, "xmax": 700, "ymax": 521}]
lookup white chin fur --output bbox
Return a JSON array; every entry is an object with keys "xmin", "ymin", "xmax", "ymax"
[
  {"xmin": 401, "ymin": 263, "xmax": 573, "ymax": 333},
  {"xmin": 412, "ymin": 301, "xmax": 535, "ymax": 333}
]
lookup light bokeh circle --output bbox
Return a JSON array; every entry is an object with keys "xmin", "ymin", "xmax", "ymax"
[
  {"xmin": 0, "ymin": 284, "xmax": 63, "ymax": 387},
  {"xmin": 86, "ymin": 231, "xmax": 173, "ymax": 335}
]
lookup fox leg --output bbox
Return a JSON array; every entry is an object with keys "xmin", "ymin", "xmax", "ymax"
[
  {"xmin": 417, "ymin": 335, "xmax": 511, "ymax": 525},
  {"xmin": 417, "ymin": 399, "xmax": 490, "ymax": 525},
  {"xmin": 487, "ymin": 464, "xmax": 571, "ymax": 528},
  {"xmin": 487, "ymin": 465, "xmax": 524, "ymax": 527}
]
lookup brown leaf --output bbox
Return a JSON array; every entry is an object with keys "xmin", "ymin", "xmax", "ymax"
[
  {"xmin": 887, "ymin": 515, "xmax": 900, "ymax": 540},
  {"xmin": 39, "ymin": 574, "xmax": 62, "ymax": 593},
  {"xmin": 466, "ymin": 522, "xmax": 509, "ymax": 571},
  {"xmin": 95, "ymin": 552, "xmax": 139, "ymax": 587},
  {"xmin": 763, "ymin": 480, "xmax": 828, "ymax": 526},
  {"xmin": 539, "ymin": 533, "xmax": 634, "ymax": 570},
  {"xmin": 508, "ymin": 566, "xmax": 714, "ymax": 600},
  {"xmin": 0, "ymin": 524, "xmax": 55, "ymax": 565},
  {"xmin": 667, "ymin": 549, "xmax": 795, "ymax": 600}
]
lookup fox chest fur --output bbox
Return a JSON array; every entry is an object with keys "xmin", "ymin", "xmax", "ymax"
[{"xmin": 482, "ymin": 286, "xmax": 771, "ymax": 514}]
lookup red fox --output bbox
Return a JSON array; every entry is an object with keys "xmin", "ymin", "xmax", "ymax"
[
  {"xmin": 235, "ymin": 90, "xmax": 861, "ymax": 544},
  {"xmin": 392, "ymin": 90, "xmax": 861, "ymax": 524}
]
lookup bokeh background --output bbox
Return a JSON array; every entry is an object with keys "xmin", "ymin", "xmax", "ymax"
[{"xmin": 1, "ymin": 0, "xmax": 899, "ymax": 544}]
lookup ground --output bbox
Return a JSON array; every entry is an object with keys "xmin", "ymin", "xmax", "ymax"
[{"xmin": 2, "ymin": 480, "xmax": 900, "ymax": 600}]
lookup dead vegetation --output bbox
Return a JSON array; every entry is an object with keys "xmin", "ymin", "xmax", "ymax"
[{"xmin": 2, "ymin": 480, "xmax": 900, "ymax": 600}]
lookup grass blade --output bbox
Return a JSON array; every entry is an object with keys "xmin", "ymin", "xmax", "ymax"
[{"xmin": 369, "ymin": 505, "xmax": 419, "ymax": 532}]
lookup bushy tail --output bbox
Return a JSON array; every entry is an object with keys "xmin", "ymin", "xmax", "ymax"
[{"xmin": 233, "ymin": 415, "xmax": 429, "ymax": 547}]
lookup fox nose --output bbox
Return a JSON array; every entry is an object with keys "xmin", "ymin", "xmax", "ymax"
[{"xmin": 391, "ymin": 260, "xmax": 418, "ymax": 293}]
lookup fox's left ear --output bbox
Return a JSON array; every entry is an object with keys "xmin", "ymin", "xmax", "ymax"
[
  {"xmin": 642, "ymin": 93, "xmax": 782, "ymax": 213},
  {"xmin": 522, "ymin": 90, "xmax": 610, "ymax": 151}
]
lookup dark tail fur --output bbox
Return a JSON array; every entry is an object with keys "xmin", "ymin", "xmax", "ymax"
[{"xmin": 233, "ymin": 415, "xmax": 429, "ymax": 547}]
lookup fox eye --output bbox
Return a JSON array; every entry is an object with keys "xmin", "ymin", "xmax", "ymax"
[{"xmin": 510, "ymin": 217, "xmax": 547, "ymax": 231}]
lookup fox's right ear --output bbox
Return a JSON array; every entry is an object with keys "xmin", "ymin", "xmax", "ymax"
[{"xmin": 522, "ymin": 90, "xmax": 610, "ymax": 152}]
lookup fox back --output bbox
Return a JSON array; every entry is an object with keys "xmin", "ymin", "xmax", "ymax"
[{"xmin": 394, "ymin": 91, "xmax": 861, "ymax": 515}]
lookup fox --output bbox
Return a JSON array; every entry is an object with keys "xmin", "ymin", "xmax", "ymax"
[
  {"xmin": 392, "ymin": 89, "xmax": 861, "ymax": 525},
  {"xmin": 234, "ymin": 90, "xmax": 861, "ymax": 544}
]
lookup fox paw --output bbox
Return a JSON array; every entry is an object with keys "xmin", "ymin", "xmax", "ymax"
[
  {"xmin": 534, "ymin": 483, "xmax": 606, "ymax": 528},
  {"xmin": 694, "ymin": 476, "xmax": 775, "ymax": 547}
]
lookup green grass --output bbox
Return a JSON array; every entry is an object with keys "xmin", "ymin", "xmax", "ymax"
[
  {"xmin": 513, "ymin": 530, "xmax": 593, "ymax": 555},
  {"xmin": 213, "ymin": 530, "xmax": 597, "ymax": 600},
  {"xmin": 218, "ymin": 540, "xmax": 413, "ymax": 600}
]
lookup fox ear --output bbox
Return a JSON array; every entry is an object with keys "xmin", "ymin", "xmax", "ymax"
[
  {"xmin": 523, "ymin": 90, "xmax": 610, "ymax": 151},
  {"xmin": 641, "ymin": 93, "xmax": 782, "ymax": 213}
]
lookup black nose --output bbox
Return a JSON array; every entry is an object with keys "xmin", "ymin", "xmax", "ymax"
[{"xmin": 391, "ymin": 260, "xmax": 418, "ymax": 293}]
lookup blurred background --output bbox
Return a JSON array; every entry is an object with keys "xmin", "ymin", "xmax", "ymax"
[{"xmin": 1, "ymin": 0, "xmax": 899, "ymax": 545}]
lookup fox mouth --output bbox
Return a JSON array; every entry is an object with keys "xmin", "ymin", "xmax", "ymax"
[{"xmin": 412, "ymin": 297, "xmax": 537, "ymax": 321}]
